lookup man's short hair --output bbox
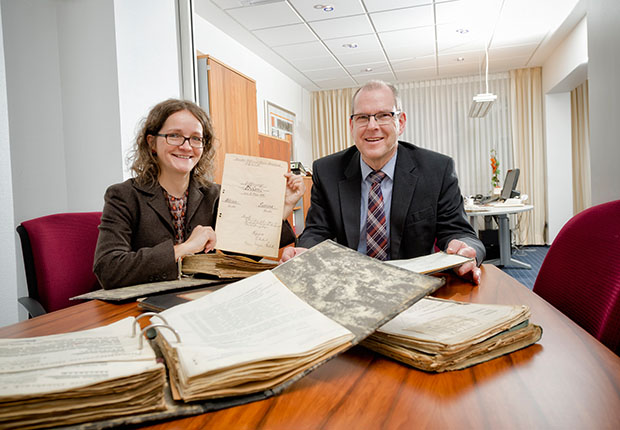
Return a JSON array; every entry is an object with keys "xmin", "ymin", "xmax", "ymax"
[{"xmin": 351, "ymin": 80, "xmax": 402, "ymax": 114}]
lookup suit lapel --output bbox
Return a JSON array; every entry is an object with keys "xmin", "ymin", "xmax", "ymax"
[
  {"xmin": 135, "ymin": 181, "xmax": 176, "ymax": 234},
  {"xmin": 390, "ymin": 144, "xmax": 419, "ymax": 259},
  {"xmin": 185, "ymin": 180, "xmax": 205, "ymax": 226},
  {"xmin": 339, "ymin": 151, "xmax": 362, "ymax": 248}
]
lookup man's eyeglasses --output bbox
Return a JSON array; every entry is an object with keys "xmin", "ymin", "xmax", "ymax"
[
  {"xmin": 350, "ymin": 111, "xmax": 400, "ymax": 126},
  {"xmin": 156, "ymin": 133, "xmax": 205, "ymax": 148}
]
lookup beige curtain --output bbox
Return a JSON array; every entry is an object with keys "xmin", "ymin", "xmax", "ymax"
[
  {"xmin": 571, "ymin": 80, "xmax": 591, "ymax": 214},
  {"xmin": 509, "ymin": 67, "xmax": 547, "ymax": 245},
  {"xmin": 311, "ymin": 88, "xmax": 355, "ymax": 160}
]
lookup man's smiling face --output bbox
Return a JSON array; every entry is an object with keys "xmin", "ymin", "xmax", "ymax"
[{"xmin": 349, "ymin": 84, "xmax": 406, "ymax": 171}]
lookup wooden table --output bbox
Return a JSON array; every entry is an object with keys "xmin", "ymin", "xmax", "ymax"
[{"xmin": 2, "ymin": 265, "xmax": 619, "ymax": 429}]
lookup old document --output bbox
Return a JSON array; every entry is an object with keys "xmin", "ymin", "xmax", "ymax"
[{"xmin": 215, "ymin": 154, "xmax": 288, "ymax": 258}]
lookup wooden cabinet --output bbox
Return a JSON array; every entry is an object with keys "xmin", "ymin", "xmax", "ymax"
[{"xmin": 201, "ymin": 55, "xmax": 259, "ymax": 183}]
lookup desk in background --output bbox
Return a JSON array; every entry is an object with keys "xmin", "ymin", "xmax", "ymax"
[
  {"xmin": 466, "ymin": 204, "xmax": 534, "ymax": 268},
  {"xmin": 1, "ymin": 265, "xmax": 619, "ymax": 429}
]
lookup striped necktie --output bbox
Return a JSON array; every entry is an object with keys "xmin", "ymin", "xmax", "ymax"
[{"xmin": 366, "ymin": 170, "xmax": 389, "ymax": 260}]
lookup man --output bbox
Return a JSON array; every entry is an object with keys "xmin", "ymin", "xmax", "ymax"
[{"xmin": 281, "ymin": 80, "xmax": 484, "ymax": 284}]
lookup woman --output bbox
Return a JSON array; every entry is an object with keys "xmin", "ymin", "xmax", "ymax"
[{"xmin": 94, "ymin": 99, "xmax": 303, "ymax": 289}]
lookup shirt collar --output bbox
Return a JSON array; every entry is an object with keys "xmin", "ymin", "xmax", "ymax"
[{"xmin": 360, "ymin": 150, "xmax": 397, "ymax": 182}]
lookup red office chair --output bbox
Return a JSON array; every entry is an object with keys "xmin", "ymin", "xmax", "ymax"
[
  {"xmin": 533, "ymin": 200, "xmax": 620, "ymax": 355},
  {"xmin": 16, "ymin": 212, "xmax": 103, "ymax": 317}
]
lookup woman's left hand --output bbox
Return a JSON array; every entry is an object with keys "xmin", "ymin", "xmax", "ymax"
[{"xmin": 283, "ymin": 172, "xmax": 306, "ymax": 220}]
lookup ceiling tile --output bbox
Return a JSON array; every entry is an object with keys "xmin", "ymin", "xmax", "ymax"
[
  {"xmin": 335, "ymin": 50, "xmax": 387, "ymax": 67},
  {"xmin": 378, "ymin": 27, "xmax": 436, "ymax": 60},
  {"xmin": 210, "ymin": 0, "xmax": 245, "ymax": 10},
  {"xmin": 489, "ymin": 43, "xmax": 538, "ymax": 60},
  {"xmin": 309, "ymin": 15, "xmax": 374, "ymax": 40},
  {"xmin": 226, "ymin": 2, "xmax": 301, "ymax": 30},
  {"xmin": 354, "ymin": 71, "xmax": 397, "ymax": 84},
  {"xmin": 345, "ymin": 61, "xmax": 391, "ymax": 75},
  {"xmin": 288, "ymin": 55, "xmax": 341, "ymax": 71},
  {"xmin": 273, "ymin": 41, "xmax": 329, "ymax": 59},
  {"xmin": 370, "ymin": 4, "xmax": 434, "ymax": 33},
  {"xmin": 253, "ymin": 23, "xmax": 317, "ymax": 46},
  {"xmin": 323, "ymin": 33, "xmax": 382, "ymax": 54},
  {"xmin": 311, "ymin": 76, "xmax": 360, "ymax": 90},
  {"xmin": 288, "ymin": 0, "xmax": 364, "ymax": 21},
  {"xmin": 364, "ymin": 0, "xmax": 432, "ymax": 13},
  {"xmin": 395, "ymin": 67, "xmax": 439, "ymax": 82},
  {"xmin": 303, "ymin": 67, "xmax": 350, "ymax": 80},
  {"xmin": 392, "ymin": 56, "xmax": 436, "ymax": 71}
]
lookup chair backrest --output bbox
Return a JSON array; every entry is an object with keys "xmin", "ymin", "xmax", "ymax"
[
  {"xmin": 533, "ymin": 200, "xmax": 620, "ymax": 355},
  {"xmin": 17, "ymin": 212, "xmax": 102, "ymax": 313}
]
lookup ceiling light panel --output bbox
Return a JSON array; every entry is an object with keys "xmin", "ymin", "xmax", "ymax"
[
  {"xmin": 288, "ymin": 0, "xmax": 363, "ymax": 20},
  {"xmin": 253, "ymin": 23, "xmax": 317, "ymax": 46},
  {"xmin": 309, "ymin": 15, "xmax": 374, "ymax": 40},
  {"xmin": 363, "ymin": 0, "xmax": 432, "ymax": 13},
  {"xmin": 370, "ymin": 5, "xmax": 434, "ymax": 33},
  {"xmin": 226, "ymin": 1, "xmax": 301, "ymax": 30}
]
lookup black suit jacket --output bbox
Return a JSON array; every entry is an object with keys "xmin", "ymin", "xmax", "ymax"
[{"xmin": 298, "ymin": 141, "xmax": 485, "ymax": 263}]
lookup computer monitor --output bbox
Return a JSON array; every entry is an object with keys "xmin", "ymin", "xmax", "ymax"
[{"xmin": 500, "ymin": 168, "xmax": 520, "ymax": 201}]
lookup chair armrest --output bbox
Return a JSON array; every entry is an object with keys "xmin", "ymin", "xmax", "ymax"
[{"xmin": 18, "ymin": 297, "xmax": 47, "ymax": 318}]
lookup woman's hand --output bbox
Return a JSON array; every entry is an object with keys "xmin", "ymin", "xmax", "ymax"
[
  {"xmin": 283, "ymin": 172, "xmax": 306, "ymax": 220},
  {"xmin": 174, "ymin": 225, "xmax": 216, "ymax": 261}
]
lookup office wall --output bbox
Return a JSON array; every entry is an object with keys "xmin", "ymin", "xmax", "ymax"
[
  {"xmin": 542, "ymin": 16, "xmax": 587, "ymax": 242},
  {"xmin": 114, "ymin": 0, "xmax": 181, "ymax": 180},
  {"xmin": 0, "ymin": 5, "xmax": 18, "ymax": 327},
  {"xmin": 193, "ymin": 15, "xmax": 313, "ymax": 168},
  {"xmin": 1, "ymin": 0, "xmax": 181, "ymax": 325},
  {"xmin": 587, "ymin": 0, "xmax": 620, "ymax": 204}
]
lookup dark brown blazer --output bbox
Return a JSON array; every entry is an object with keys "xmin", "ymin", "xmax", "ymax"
[
  {"xmin": 298, "ymin": 141, "xmax": 485, "ymax": 263},
  {"xmin": 93, "ymin": 178, "xmax": 296, "ymax": 289}
]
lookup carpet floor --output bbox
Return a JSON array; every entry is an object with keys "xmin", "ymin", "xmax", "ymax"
[{"xmin": 498, "ymin": 245, "xmax": 550, "ymax": 290}]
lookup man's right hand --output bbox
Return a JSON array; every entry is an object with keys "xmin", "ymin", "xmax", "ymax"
[{"xmin": 279, "ymin": 246, "xmax": 308, "ymax": 263}]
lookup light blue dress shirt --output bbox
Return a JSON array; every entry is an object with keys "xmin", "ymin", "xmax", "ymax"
[{"xmin": 357, "ymin": 152, "xmax": 397, "ymax": 256}]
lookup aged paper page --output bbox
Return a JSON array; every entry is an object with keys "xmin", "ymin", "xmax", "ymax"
[
  {"xmin": 377, "ymin": 297, "xmax": 526, "ymax": 345},
  {"xmin": 215, "ymin": 154, "xmax": 288, "ymax": 258},
  {"xmin": 387, "ymin": 252, "xmax": 473, "ymax": 274},
  {"xmin": 159, "ymin": 270, "xmax": 354, "ymax": 378}
]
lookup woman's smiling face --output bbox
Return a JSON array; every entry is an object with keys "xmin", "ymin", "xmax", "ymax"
[{"xmin": 148, "ymin": 109, "xmax": 204, "ymax": 178}]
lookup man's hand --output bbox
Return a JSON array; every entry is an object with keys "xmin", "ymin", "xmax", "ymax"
[
  {"xmin": 446, "ymin": 239, "xmax": 481, "ymax": 285},
  {"xmin": 279, "ymin": 246, "xmax": 308, "ymax": 264},
  {"xmin": 283, "ymin": 173, "xmax": 306, "ymax": 220}
]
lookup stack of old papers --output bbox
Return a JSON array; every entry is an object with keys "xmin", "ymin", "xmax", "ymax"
[
  {"xmin": 0, "ymin": 318, "xmax": 166, "ymax": 429},
  {"xmin": 181, "ymin": 252, "xmax": 277, "ymax": 279},
  {"xmin": 157, "ymin": 270, "xmax": 355, "ymax": 401},
  {"xmin": 362, "ymin": 297, "xmax": 542, "ymax": 372},
  {"xmin": 154, "ymin": 240, "xmax": 444, "ymax": 402}
]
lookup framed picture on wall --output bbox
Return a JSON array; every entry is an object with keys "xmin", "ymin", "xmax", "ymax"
[{"xmin": 265, "ymin": 101, "xmax": 295, "ymax": 159}]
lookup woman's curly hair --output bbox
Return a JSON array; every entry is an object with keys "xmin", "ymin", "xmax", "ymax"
[{"xmin": 129, "ymin": 99, "xmax": 215, "ymax": 187}]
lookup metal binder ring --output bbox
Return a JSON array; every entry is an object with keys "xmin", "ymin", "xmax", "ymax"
[
  {"xmin": 132, "ymin": 312, "xmax": 170, "ymax": 336},
  {"xmin": 138, "ymin": 323, "xmax": 181, "ymax": 350}
]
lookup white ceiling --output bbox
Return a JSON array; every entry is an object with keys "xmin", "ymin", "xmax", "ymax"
[{"xmin": 197, "ymin": 0, "xmax": 583, "ymax": 91}]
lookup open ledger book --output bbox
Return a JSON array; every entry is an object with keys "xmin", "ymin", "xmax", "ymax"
[
  {"xmin": 3, "ymin": 240, "xmax": 444, "ymax": 428},
  {"xmin": 0, "ymin": 317, "xmax": 166, "ymax": 429},
  {"xmin": 154, "ymin": 239, "xmax": 444, "ymax": 402},
  {"xmin": 362, "ymin": 297, "xmax": 542, "ymax": 372}
]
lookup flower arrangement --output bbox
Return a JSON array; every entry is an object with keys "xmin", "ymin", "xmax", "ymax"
[{"xmin": 490, "ymin": 149, "xmax": 500, "ymax": 188}]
